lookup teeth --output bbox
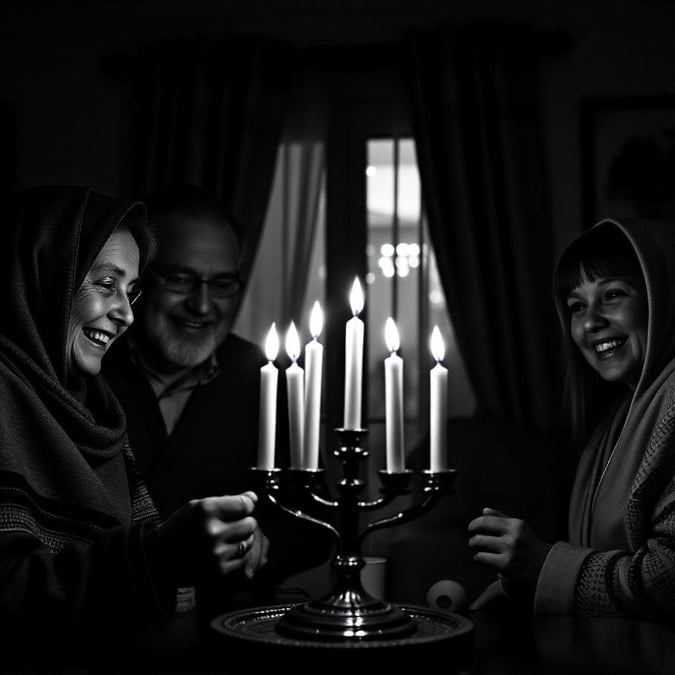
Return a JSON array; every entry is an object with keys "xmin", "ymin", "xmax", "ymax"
[
  {"xmin": 84, "ymin": 329, "xmax": 111, "ymax": 345},
  {"xmin": 595, "ymin": 339, "xmax": 623, "ymax": 353}
]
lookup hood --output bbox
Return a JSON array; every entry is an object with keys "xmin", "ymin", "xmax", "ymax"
[{"xmin": 553, "ymin": 217, "xmax": 675, "ymax": 401}]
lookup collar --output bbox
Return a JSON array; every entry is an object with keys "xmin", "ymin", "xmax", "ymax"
[{"xmin": 127, "ymin": 337, "xmax": 220, "ymax": 399}]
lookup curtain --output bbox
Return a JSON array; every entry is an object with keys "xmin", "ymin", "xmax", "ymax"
[
  {"xmin": 405, "ymin": 22, "xmax": 561, "ymax": 430},
  {"xmin": 126, "ymin": 36, "xmax": 294, "ymax": 287},
  {"xmin": 283, "ymin": 71, "xmax": 329, "ymax": 325},
  {"xmin": 234, "ymin": 70, "xmax": 327, "ymax": 347}
]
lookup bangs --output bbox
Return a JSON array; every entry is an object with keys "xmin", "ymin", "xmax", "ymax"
[{"xmin": 555, "ymin": 225, "xmax": 643, "ymax": 300}]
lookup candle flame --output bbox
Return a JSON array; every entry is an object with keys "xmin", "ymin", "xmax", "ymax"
[
  {"xmin": 309, "ymin": 300, "xmax": 324, "ymax": 339},
  {"xmin": 430, "ymin": 325, "xmax": 445, "ymax": 362},
  {"xmin": 384, "ymin": 317, "xmax": 400, "ymax": 353},
  {"xmin": 264, "ymin": 323, "xmax": 279, "ymax": 361},
  {"xmin": 285, "ymin": 321, "xmax": 301, "ymax": 361},
  {"xmin": 349, "ymin": 277, "xmax": 364, "ymax": 316}
]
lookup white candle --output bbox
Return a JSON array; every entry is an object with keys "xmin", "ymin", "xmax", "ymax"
[
  {"xmin": 257, "ymin": 323, "xmax": 279, "ymax": 470},
  {"xmin": 430, "ymin": 325, "xmax": 448, "ymax": 472},
  {"xmin": 303, "ymin": 301, "xmax": 324, "ymax": 471},
  {"xmin": 384, "ymin": 317, "xmax": 405, "ymax": 473},
  {"xmin": 344, "ymin": 277, "xmax": 365, "ymax": 429},
  {"xmin": 285, "ymin": 321, "xmax": 305, "ymax": 469}
]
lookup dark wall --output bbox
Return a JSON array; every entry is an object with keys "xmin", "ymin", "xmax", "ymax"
[{"xmin": 2, "ymin": 0, "xmax": 675, "ymax": 253}]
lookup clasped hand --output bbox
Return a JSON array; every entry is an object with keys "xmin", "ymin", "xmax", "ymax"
[
  {"xmin": 467, "ymin": 507, "xmax": 551, "ymax": 589},
  {"xmin": 157, "ymin": 490, "xmax": 270, "ymax": 584}
]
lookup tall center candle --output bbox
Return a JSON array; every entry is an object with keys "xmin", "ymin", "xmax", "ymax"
[
  {"xmin": 429, "ymin": 325, "xmax": 448, "ymax": 472},
  {"xmin": 344, "ymin": 277, "xmax": 365, "ymax": 429},
  {"xmin": 384, "ymin": 317, "xmax": 405, "ymax": 473},
  {"xmin": 303, "ymin": 301, "xmax": 324, "ymax": 471},
  {"xmin": 257, "ymin": 323, "xmax": 279, "ymax": 470},
  {"xmin": 285, "ymin": 321, "xmax": 305, "ymax": 469}
]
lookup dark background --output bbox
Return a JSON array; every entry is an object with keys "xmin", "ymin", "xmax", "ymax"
[{"xmin": 2, "ymin": 0, "xmax": 675, "ymax": 254}]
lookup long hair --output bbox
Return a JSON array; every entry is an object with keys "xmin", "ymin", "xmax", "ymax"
[{"xmin": 553, "ymin": 224, "xmax": 644, "ymax": 443}]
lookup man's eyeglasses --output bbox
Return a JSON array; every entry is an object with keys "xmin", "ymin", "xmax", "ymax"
[{"xmin": 152, "ymin": 269, "xmax": 244, "ymax": 299}]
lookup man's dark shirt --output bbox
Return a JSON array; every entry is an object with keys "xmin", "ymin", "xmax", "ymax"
[{"xmin": 103, "ymin": 332, "xmax": 334, "ymax": 618}]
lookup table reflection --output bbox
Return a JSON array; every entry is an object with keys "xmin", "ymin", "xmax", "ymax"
[{"xmin": 467, "ymin": 607, "xmax": 675, "ymax": 675}]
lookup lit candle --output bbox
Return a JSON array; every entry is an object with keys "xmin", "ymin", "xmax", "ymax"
[
  {"xmin": 429, "ymin": 325, "xmax": 448, "ymax": 472},
  {"xmin": 303, "ymin": 301, "xmax": 324, "ymax": 471},
  {"xmin": 344, "ymin": 277, "xmax": 365, "ymax": 429},
  {"xmin": 285, "ymin": 321, "xmax": 305, "ymax": 468},
  {"xmin": 384, "ymin": 317, "xmax": 405, "ymax": 473},
  {"xmin": 257, "ymin": 323, "xmax": 279, "ymax": 470}
]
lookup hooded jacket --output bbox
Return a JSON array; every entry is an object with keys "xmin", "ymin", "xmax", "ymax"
[
  {"xmin": 535, "ymin": 218, "xmax": 675, "ymax": 621},
  {"xmin": 0, "ymin": 186, "xmax": 175, "ymax": 665}
]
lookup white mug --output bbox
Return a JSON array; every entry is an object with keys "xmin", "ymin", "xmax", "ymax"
[{"xmin": 361, "ymin": 556, "xmax": 387, "ymax": 599}]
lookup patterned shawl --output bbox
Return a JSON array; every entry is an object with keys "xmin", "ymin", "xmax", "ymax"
[{"xmin": 0, "ymin": 186, "xmax": 156, "ymax": 550}]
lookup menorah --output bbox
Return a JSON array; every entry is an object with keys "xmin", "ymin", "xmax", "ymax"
[
  {"xmin": 212, "ymin": 280, "xmax": 474, "ymax": 654},
  {"xmin": 247, "ymin": 426, "xmax": 465, "ymax": 643}
]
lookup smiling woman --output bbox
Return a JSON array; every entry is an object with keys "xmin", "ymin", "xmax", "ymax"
[
  {"xmin": 561, "ymin": 230, "xmax": 648, "ymax": 391},
  {"xmin": 467, "ymin": 217, "xmax": 675, "ymax": 624},
  {"xmin": 67, "ymin": 229, "xmax": 141, "ymax": 378},
  {"xmin": 0, "ymin": 186, "xmax": 269, "ymax": 671}
]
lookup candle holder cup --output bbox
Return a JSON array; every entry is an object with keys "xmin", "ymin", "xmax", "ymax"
[{"xmin": 250, "ymin": 427, "xmax": 457, "ymax": 642}]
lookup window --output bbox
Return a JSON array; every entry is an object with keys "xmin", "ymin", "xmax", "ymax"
[
  {"xmin": 236, "ymin": 135, "xmax": 475, "ymax": 472},
  {"xmin": 365, "ymin": 138, "xmax": 474, "ymax": 474},
  {"xmin": 235, "ymin": 56, "xmax": 474, "ymax": 480}
]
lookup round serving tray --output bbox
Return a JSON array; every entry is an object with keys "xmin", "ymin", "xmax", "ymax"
[{"xmin": 210, "ymin": 602, "xmax": 474, "ymax": 659}]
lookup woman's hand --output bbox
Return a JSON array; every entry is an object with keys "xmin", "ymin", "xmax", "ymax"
[
  {"xmin": 243, "ymin": 525, "xmax": 270, "ymax": 579},
  {"xmin": 467, "ymin": 507, "xmax": 551, "ymax": 588},
  {"xmin": 157, "ymin": 490, "xmax": 264, "ymax": 583}
]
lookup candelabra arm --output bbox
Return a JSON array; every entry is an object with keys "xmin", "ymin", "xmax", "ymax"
[
  {"xmin": 266, "ymin": 491, "xmax": 341, "ymax": 541},
  {"xmin": 309, "ymin": 492, "xmax": 338, "ymax": 508},
  {"xmin": 356, "ymin": 492, "xmax": 440, "ymax": 544},
  {"xmin": 356, "ymin": 494, "xmax": 398, "ymax": 511},
  {"xmin": 356, "ymin": 469, "xmax": 456, "ymax": 544}
]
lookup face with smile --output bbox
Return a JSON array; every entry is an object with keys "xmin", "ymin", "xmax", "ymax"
[
  {"xmin": 136, "ymin": 214, "xmax": 240, "ymax": 374},
  {"xmin": 67, "ymin": 230, "xmax": 140, "ymax": 378},
  {"xmin": 567, "ymin": 268, "xmax": 648, "ymax": 389}
]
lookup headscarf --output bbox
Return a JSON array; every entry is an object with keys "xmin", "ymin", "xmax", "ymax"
[{"xmin": 0, "ymin": 186, "xmax": 150, "ymax": 532}]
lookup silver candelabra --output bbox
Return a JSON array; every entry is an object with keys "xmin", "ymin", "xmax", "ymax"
[{"xmin": 251, "ymin": 426, "xmax": 457, "ymax": 642}]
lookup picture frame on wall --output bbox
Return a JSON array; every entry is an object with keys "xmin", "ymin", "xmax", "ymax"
[{"xmin": 580, "ymin": 95, "xmax": 675, "ymax": 225}]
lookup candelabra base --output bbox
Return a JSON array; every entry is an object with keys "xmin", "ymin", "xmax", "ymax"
[
  {"xmin": 211, "ymin": 603, "xmax": 474, "ymax": 661},
  {"xmin": 275, "ymin": 593, "xmax": 416, "ymax": 641}
]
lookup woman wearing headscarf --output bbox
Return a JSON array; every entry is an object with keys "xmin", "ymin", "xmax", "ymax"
[
  {"xmin": 468, "ymin": 218, "xmax": 675, "ymax": 622},
  {"xmin": 0, "ymin": 186, "xmax": 266, "ymax": 669}
]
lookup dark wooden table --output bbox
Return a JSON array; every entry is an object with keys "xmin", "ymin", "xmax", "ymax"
[
  {"xmin": 466, "ymin": 608, "xmax": 675, "ymax": 675},
  {"xmin": 75, "ymin": 602, "xmax": 675, "ymax": 673},
  {"xmin": 197, "ymin": 602, "xmax": 675, "ymax": 674}
]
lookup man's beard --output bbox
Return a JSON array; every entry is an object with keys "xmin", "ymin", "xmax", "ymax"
[{"xmin": 152, "ymin": 320, "xmax": 218, "ymax": 371}]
